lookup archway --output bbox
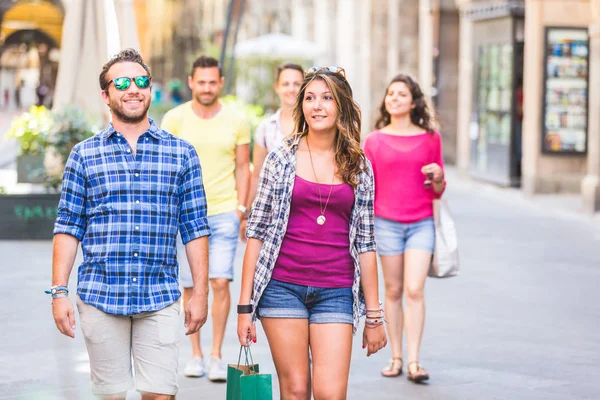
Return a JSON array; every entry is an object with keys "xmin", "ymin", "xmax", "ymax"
[{"xmin": 0, "ymin": 0, "xmax": 64, "ymax": 109}]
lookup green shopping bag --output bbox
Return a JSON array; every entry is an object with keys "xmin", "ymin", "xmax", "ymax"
[
  {"xmin": 240, "ymin": 371, "xmax": 273, "ymax": 400},
  {"xmin": 226, "ymin": 346, "xmax": 263, "ymax": 400}
]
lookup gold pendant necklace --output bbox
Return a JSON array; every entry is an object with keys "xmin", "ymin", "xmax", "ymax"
[{"xmin": 307, "ymin": 138, "xmax": 334, "ymax": 225}]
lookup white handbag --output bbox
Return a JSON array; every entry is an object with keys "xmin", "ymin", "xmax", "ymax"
[{"xmin": 429, "ymin": 199, "xmax": 460, "ymax": 278}]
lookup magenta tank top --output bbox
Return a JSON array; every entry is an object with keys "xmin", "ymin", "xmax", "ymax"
[{"xmin": 271, "ymin": 175, "xmax": 355, "ymax": 288}]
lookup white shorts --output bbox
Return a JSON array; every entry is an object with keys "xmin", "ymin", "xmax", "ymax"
[{"xmin": 76, "ymin": 296, "xmax": 181, "ymax": 396}]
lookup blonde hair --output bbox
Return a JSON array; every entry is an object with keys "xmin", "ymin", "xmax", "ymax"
[{"xmin": 289, "ymin": 71, "xmax": 366, "ymax": 187}]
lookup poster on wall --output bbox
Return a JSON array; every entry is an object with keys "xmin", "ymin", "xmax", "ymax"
[{"xmin": 542, "ymin": 27, "xmax": 589, "ymax": 154}]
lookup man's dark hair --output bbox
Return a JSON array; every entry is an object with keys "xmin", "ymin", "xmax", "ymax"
[
  {"xmin": 275, "ymin": 63, "xmax": 304, "ymax": 82},
  {"xmin": 190, "ymin": 55, "xmax": 222, "ymax": 78},
  {"xmin": 99, "ymin": 48, "xmax": 151, "ymax": 91}
]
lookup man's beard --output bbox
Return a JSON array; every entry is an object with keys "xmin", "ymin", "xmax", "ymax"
[
  {"xmin": 195, "ymin": 92, "xmax": 218, "ymax": 106},
  {"xmin": 110, "ymin": 97, "xmax": 150, "ymax": 124}
]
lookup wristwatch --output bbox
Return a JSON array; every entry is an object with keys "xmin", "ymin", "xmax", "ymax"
[
  {"xmin": 237, "ymin": 304, "xmax": 253, "ymax": 314},
  {"xmin": 237, "ymin": 204, "xmax": 249, "ymax": 219}
]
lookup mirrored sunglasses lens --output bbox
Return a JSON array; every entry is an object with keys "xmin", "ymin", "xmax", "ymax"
[
  {"xmin": 135, "ymin": 76, "xmax": 150, "ymax": 88},
  {"xmin": 114, "ymin": 77, "xmax": 131, "ymax": 90}
]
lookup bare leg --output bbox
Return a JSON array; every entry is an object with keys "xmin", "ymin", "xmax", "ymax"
[
  {"xmin": 380, "ymin": 254, "xmax": 405, "ymax": 376},
  {"xmin": 403, "ymin": 249, "xmax": 431, "ymax": 378},
  {"xmin": 99, "ymin": 394, "xmax": 126, "ymax": 400},
  {"xmin": 210, "ymin": 278, "xmax": 230, "ymax": 358},
  {"xmin": 140, "ymin": 393, "xmax": 174, "ymax": 400},
  {"xmin": 183, "ymin": 287, "xmax": 203, "ymax": 358},
  {"xmin": 310, "ymin": 323, "xmax": 353, "ymax": 400},
  {"xmin": 261, "ymin": 318, "xmax": 311, "ymax": 400}
]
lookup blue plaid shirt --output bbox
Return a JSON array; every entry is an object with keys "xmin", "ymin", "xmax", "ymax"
[{"xmin": 54, "ymin": 119, "xmax": 211, "ymax": 315}]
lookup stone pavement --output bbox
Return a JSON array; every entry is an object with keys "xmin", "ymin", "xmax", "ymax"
[{"xmin": 1, "ymin": 172, "xmax": 600, "ymax": 400}]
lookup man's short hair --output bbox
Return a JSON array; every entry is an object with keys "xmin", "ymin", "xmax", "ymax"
[
  {"xmin": 190, "ymin": 55, "xmax": 222, "ymax": 78},
  {"xmin": 99, "ymin": 48, "xmax": 151, "ymax": 91}
]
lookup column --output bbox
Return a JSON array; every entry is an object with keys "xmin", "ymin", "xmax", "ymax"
[
  {"xmin": 455, "ymin": 0, "xmax": 473, "ymax": 176},
  {"xmin": 582, "ymin": 1, "xmax": 600, "ymax": 212},
  {"xmin": 388, "ymin": 0, "xmax": 399, "ymax": 76},
  {"xmin": 359, "ymin": 0, "xmax": 373, "ymax": 132},
  {"xmin": 291, "ymin": 0, "xmax": 308, "ymax": 40},
  {"xmin": 419, "ymin": 0, "xmax": 433, "ymax": 96},
  {"xmin": 521, "ymin": 0, "xmax": 544, "ymax": 196}
]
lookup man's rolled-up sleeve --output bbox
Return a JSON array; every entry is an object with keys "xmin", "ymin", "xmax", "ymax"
[
  {"xmin": 54, "ymin": 147, "xmax": 87, "ymax": 241},
  {"xmin": 179, "ymin": 146, "xmax": 211, "ymax": 244}
]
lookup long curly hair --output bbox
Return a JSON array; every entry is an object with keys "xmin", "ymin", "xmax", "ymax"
[
  {"xmin": 289, "ymin": 69, "xmax": 366, "ymax": 188},
  {"xmin": 375, "ymin": 74, "xmax": 436, "ymax": 132}
]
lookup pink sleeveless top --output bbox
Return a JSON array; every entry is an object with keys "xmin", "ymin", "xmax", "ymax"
[{"xmin": 271, "ymin": 175, "xmax": 355, "ymax": 288}]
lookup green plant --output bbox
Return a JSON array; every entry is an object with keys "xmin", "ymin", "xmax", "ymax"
[
  {"xmin": 44, "ymin": 105, "xmax": 98, "ymax": 190},
  {"xmin": 5, "ymin": 105, "xmax": 54, "ymax": 156}
]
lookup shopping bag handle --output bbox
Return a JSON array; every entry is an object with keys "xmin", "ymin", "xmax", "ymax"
[{"xmin": 236, "ymin": 344, "xmax": 256, "ymax": 372}]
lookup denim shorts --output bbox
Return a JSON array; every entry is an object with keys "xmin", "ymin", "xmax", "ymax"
[
  {"xmin": 257, "ymin": 279, "xmax": 353, "ymax": 324},
  {"xmin": 178, "ymin": 210, "xmax": 240, "ymax": 286},
  {"xmin": 374, "ymin": 216, "xmax": 435, "ymax": 256}
]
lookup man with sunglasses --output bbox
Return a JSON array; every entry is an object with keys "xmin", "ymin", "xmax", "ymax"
[
  {"xmin": 161, "ymin": 55, "xmax": 251, "ymax": 382},
  {"xmin": 50, "ymin": 48, "xmax": 211, "ymax": 399}
]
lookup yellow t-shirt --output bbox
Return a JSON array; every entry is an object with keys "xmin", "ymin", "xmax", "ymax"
[{"xmin": 161, "ymin": 101, "xmax": 251, "ymax": 216}]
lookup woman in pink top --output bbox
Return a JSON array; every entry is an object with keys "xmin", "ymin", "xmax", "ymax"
[
  {"xmin": 237, "ymin": 67, "xmax": 387, "ymax": 399},
  {"xmin": 363, "ymin": 74, "xmax": 445, "ymax": 383}
]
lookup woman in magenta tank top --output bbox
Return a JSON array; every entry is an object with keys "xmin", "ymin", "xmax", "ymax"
[
  {"xmin": 363, "ymin": 74, "xmax": 446, "ymax": 383},
  {"xmin": 237, "ymin": 67, "xmax": 387, "ymax": 399}
]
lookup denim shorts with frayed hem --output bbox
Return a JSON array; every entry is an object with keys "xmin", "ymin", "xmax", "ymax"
[
  {"xmin": 374, "ymin": 216, "xmax": 435, "ymax": 256},
  {"xmin": 257, "ymin": 279, "xmax": 353, "ymax": 324}
]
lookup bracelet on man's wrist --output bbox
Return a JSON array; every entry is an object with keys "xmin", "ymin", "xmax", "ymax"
[
  {"xmin": 45, "ymin": 285, "xmax": 69, "ymax": 296},
  {"xmin": 51, "ymin": 292, "xmax": 69, "ymax": 300},
  {"xmin": 237, "ymin": 304, "xmax": 253, "ymax": 314}
]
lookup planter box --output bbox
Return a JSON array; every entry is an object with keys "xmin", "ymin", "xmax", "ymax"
[
  {"xmin": 0, "ymin": 194, "xmax": 60, "ymax": 240},
  {"xmin": 16, "ymin": 155, "xmax": 46, "ymax": 184}
]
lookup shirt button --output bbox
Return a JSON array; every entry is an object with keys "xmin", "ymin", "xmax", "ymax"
[
  {"xmin": 127, "ymin": 149, "xmax": 131, "ymax": 153},
  {"xmin": 135, "ymin": 173, "xmax": 139, "ymax": 177},
  {"xmin": 135, "ymin": 226, "xmax": 139, "ymax": 230},
  {"xmin": 134, "ymin": 253, "xmax": 138, "ymax": 257},
  {"xmin": 145, "ymin": 138, "xmax": 149, "ymax": 141},
  {"xmin": 132, "ymin": 278, "xmax": 137, "ymax": 282},
  {"xmin": 135, "ymin": 200, "xmax": 140, "ymax": 204}
]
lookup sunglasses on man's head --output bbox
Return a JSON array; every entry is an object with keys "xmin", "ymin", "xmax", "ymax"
[
  {"xmin": 304, "ymin": 66, "xmax": 346, "ymax": 79},
  {"xmin": 107, "ymin": 76, "xmax": 151, "ymax": 91}
]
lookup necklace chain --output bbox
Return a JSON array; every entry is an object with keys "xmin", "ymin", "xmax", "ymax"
[{"xmin": 306, "ymin": 138, "xmax": 335, "ymax": 219}]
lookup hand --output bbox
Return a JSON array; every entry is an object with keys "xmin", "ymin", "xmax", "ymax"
[
  {"xmin": 421, "ymin": 163, "xmax": 444, "ymax": 185},
  {"xmin": 52, "ymin": 297, "xmax": 76, "ymax": 338},
  {"xmin": 239, "ymin": 218, "xmax": 248, "ymax": 243},
  {"xmin": 184, "ymin": 291, "xmax": 208, "ymax": 335},
  {"xmin": 362, "ymin": 324, "xmax": 387, "ymax": 356},
  {"xmin": 237, "ymin": 313, "xmax": 257, "ymax": 346}
]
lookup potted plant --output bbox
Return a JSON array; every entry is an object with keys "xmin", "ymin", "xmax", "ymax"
[
  {"xmin": 44, "ymin": 105, "xmax": 98, "ymax": 191},
  {"xmin": 5, "ymin": 105, "xmax": 53, "ymax": 183}
]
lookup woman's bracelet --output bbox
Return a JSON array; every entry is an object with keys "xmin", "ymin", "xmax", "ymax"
[{"xmin": 365, "ymin": 321, "xmax": 384, "ymax": 328}]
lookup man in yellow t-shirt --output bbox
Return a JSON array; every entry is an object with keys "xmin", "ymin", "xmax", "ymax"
[{"xmin": 161, "ymin": 55, "xmax": 250, "ymax": 382}]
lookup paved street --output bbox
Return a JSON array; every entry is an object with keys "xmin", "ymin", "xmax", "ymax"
[{"xmin": 1, "ymin": 173, "xmax": 599, "ymax": 400}]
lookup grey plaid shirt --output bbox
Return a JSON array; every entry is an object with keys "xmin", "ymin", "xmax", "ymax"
[{"xmin": 246, "ymin": 137, "xmax": 376, "ymax": 333}]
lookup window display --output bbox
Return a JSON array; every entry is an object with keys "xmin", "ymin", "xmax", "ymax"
[{"xmin": 542, "ymin": 27, "xmax": 589, "ymax": 154}]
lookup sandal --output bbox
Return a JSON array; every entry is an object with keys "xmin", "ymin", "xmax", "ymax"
[
  {"xmin": 381, "ymin": 358, "xmax": 403, "ymax": 377},
  {"xmin": 407, "ymin": 361, "xmax": 429, "ymax": 383}
]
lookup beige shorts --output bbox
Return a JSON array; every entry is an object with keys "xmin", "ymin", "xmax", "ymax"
[{"xmin": 76, "ymin": 296, "xmax": 181, "ymax": 396}]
